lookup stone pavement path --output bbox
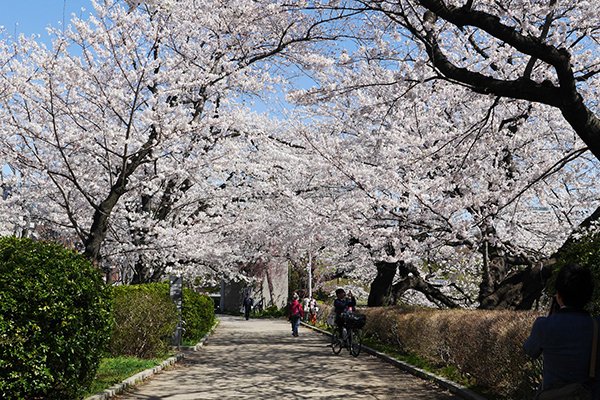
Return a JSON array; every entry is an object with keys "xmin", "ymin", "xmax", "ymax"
[{"xmin": 117, "ymin": 315, "xmax": 462, "ymax": 400}]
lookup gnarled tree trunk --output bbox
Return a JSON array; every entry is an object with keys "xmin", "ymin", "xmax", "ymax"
[{"xmin": 367, "ymin": 260, "xmax": 398, "ymax": 306}]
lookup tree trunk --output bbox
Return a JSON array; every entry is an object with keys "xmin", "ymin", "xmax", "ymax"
[
  {"xmin": 478, "ymin": 246, "xmax": 510, "ymax": 308},
  {"xmin": 391, "ymin": 261, "xmax": 460, "ymax": 308},
  {"xmin": 477, "ymin": 205, "xmax": 600, "ymax": 309},
  {"xmin": 367, "ymin": 260, "xmax": 397, "ymax": 306},
  {"xmin": 265, "ymin": 266, "xmax": 275, "ymax": 306},
  {"xmin": 83, "ymin": 127, "xmax": 157, "ymax": 279},
  {"xmin": 130, "ymin": 257, "xmax": 146, "ymax": 285},
  {"xmin": 477, "ymin": 263, "xmax": 552, "ymax": 310},
  {"xmin": 83, "ymin": 186, "xmax": 126, "ymax": 283},
  {"xmin": 130, "ymin": 255, "xmax": 166, "ymax": 284}
]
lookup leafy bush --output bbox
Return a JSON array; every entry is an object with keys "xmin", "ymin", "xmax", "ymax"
[
  {"xmin": 360, "ymin": 307, "xmax": 541, "ymax": 399},
  {"xmin": 182, "ymin": 289, "xmax": 215, "ymax": 343},
  {"xmin": 0, "ymin": 236, "xmax": 111, "ymax": 399},
  {"xmin": 110, "ymin": 283, "xmax": 177, "ymax": 359},
  {"xmin": 554, "ymin": 232, "xmax": 600, "ymax": 314}
]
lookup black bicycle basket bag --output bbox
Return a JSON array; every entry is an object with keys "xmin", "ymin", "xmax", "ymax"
[{"xmin": 344, "ymin": 313, "xmax": 366, "ymax": 329}]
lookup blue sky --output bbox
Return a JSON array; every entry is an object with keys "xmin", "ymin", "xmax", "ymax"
[
  {"xmin": 1, "ymin": 0, "xmax": 93, "ymax": 37},
  {"xmin": 1, "ymin": 1, "xmax": 93, "ymax": 177},
  {"xmin": 0, "ymin": 0, "xmax": 309, "ymax": 117}
]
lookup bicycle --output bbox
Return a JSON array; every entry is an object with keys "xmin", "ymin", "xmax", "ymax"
[{"xmin": 330, "ymin": 312, "xmax": 365, "ymax": 357}]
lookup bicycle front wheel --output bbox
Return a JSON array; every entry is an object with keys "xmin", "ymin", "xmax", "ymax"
[
  {"xmin": 331, "ymin": 329, "xmax": 343, "ymax": 354},
  {"xmin": 350, "ymin": 328, "xmax": 362, "ymax": 357}
]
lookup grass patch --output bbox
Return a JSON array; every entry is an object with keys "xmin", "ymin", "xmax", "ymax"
[
  {"xmin": 85, "ymin": 356, "xmax": 163, "ymax": 397},
  {"xmin": 182, "ymin": 338, "xmax": 197, "ymax": 346},
  {"xmin": 252, "ymin": 306, "xmax": 287, "ymax": 319}
]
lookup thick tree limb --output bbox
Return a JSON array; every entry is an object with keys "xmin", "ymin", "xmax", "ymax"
[{"xmin": 366, "ymin": 0, "xmax": 600, "ymax": 160}]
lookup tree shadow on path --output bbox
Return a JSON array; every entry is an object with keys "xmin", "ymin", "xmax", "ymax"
[{"xmin": 117, "ymin": 315, "xmax": 462, "ymax": 400}]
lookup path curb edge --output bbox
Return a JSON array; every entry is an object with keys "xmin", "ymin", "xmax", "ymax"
[
  {"xmin": 301, "ymin": 322, "xmax": 488, "ymax": 400},
  {"xmin": 84, "ymin": 353, "xmax": 185, "ymax": 400},
  {"xmin": 84, "ymin": 317, "xmax": 220, "ymax": 400}
]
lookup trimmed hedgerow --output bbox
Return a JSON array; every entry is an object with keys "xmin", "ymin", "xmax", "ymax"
[
  {"xmin": 0, "ymin": 236, "xmax": 112, "ymax": 400},
  {"xmin": 182, "ymin": 289, "xmax": 215, "ymax": 343},
  {"xmin": 359, "ymin": 307, "xmax": 542, "ymax": 399},
  {"xmin": 109, "ymin": 283, "xmax": 177, "ymax": 359}
]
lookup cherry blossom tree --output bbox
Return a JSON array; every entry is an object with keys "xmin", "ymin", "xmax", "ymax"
[
  {"xmin": 0, "ymin": 0, "xmax": 335, "ymax": 281},
  {"xmin": 284, "ymin": 0, "xmax": 600, "ymax": 308},
  {"xmin": 351, "ymin": 0, "xmax": 600, "ymax": 158},
  {"xmin": 1, "ymin": 0, "xmax": 598, "ymax": 310}
]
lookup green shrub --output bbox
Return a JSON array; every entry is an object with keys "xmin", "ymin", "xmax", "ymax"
[
  {"xmin": 182, "ymin": 289, "xmax": 215, "ymax": 343},
  {"xmin": 254, "ymin": 305, "xmax": 286, "ymax": 318},
  {"xmin": 554, "ymin": 232, "xmax": 600, "ymax": 314},
  {"xmin": 110, "ymin": 283, "xmax": 177, "ymax": 359},
  {"xmin": 0, "ymin": 236, "xmax": 111, "ymax": 399}
]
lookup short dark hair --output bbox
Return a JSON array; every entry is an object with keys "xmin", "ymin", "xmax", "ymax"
[
  {"xmin": 555, "ymin": 263, "xmax": 594, "ymax": 309},
  {"xmin": 335, "ymin": 288, "xmax": 345, "ymax": 296}
]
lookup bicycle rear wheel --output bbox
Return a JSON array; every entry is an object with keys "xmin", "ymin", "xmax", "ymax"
[
  {"xmin": 350, "ymin": 329, "xmax": 362, "ymax": 357},
  {"xmin": 331, "ymin": 329, "xmax": 343, "ymax": 354}
]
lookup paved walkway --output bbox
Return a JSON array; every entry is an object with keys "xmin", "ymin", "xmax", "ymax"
[{"xmin": 117, "ymin": 315, "xmax": 462, "ymax": 400}]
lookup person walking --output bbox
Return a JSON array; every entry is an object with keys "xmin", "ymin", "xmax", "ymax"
[
  {"xmin": 346, "ymin": 290, "xmax": 357, "ymax": 312},
  {"xmin": 243, "ymin": 294, "xmax": 253, "ymax": 321},
  {"xmin": 289, "ymin": 293, "xmax": 304, "ymax": 337},
  {"xmin": 308, "ymin": 297, "xmax": 319, "ymax": 325},
  {"xmin": 303, "ymin": 296, "xmax": 310, "ymax": 321},
  {"xmin": 524, "ymin": 263, "xmax": 599, "ymax": 399}
]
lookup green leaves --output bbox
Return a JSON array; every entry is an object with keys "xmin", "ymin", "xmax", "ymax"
[
  {"xmin": 109, "ymin": 283, "xmax": 177, "ymax": 359},
  {"xmin": 0, "ymin": 236, "xmax": 111, "ymax": 399},
  {"xmin": 555, "ymin": 232, "xmax": 600, "ymax": 314},
  {"xmin": 182, "ymin": 289, "xmax": 215, "ymax": 343}
]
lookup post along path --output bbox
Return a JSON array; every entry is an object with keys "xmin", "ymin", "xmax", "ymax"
[{"xmin": 116, "ymin": 314, "xmax": 462, "ymax": 399}]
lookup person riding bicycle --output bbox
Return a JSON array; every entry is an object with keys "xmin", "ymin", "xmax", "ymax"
[{"xmin": 333, "ymin": 288, "xmax": 352, "ymax": 337}]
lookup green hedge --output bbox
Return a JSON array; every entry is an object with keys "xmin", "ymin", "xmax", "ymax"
[
  {"xmin": 182, "ymin": 289, "xmax": 215, "ymax": 343},
  {"xmin": 109, "ymin": 283, "xmax": 216, "ymax": 355},
  {"xmin": 109, "ymin": 283, "xmax": 177, "ymax": 359},
  {"xmin": 0, "ymin": 237, "xmax": 112, "ymax": 399}
]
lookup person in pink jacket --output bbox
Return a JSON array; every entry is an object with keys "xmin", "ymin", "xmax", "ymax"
[{"xmin": 289, "ymin": 293, "xmax": 304, "ymax": 337}]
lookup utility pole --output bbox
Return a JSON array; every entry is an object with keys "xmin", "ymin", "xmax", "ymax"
[{"xmin": 308, "ymin": 250, "xmax": 312, "ymax": 299}]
